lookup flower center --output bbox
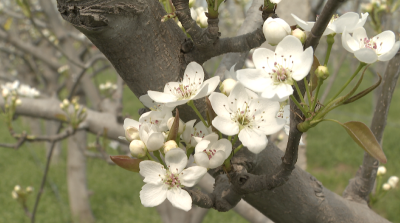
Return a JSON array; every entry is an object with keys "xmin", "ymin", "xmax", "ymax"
[
  {"xmin": 167, "ymin": 74, "xmax": 202, "ymax": 100},
  {"xmin": 163, "ymin": 171, "xmax": 182, "ymax": 189},
  {"xmin": 360, "ymin": 37, "xmax": 383, "ymax": 54},
  {"xmin": 203, "ymin": 149, "xmax": 217, "ymax": 160},
  {"xmin": 228, "ymin": 102, "xmax": 255, "ymax": 130},
  {"xmin": 265, "ymin": 55, "xmax": 294, "ymax": 85}
]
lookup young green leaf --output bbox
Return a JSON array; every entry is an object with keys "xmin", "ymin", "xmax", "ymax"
[{"xmin": 110, "ymin": 155, "xmax": 142, "ymax": 172}]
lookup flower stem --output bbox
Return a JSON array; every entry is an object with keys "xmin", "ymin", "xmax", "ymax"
[
  {"xmin": 153, "ymin": 150, "xmax": 166, "ymax": 168},
  {"xmin": 327, "ymin": 63, "xmax": 366, "ymax": 105},
  {"xmin": 311, "ymin": 78, "xmax": 322, "ymax": 112},
  {"xmin": 231, "ymin": 135, "xmax": 238, "ymax": 145},
  {"xmin": 186, "ymin": 146, "xmax": 194, "ymax": 159},
  {"xmin": 290, "ymin": 95, "xmax": 309, "ymax": 117},
  {"xmin": 293, "ymin": 81, "xmax": 308, "ymax": 110},
  {"xmin": 324, "ymin": 34, "xmax": 335, "ymax": 66},
  {"xmin": 233, "ymin": 144, "xmax": 243, "ymax": 154},
  {"xmin": 146, "ymin": 151, "xmax": 156, "ymax": 161},
  {"xmin": 187, "ymin": 100, "xmax": 209, "ymax": 127}
]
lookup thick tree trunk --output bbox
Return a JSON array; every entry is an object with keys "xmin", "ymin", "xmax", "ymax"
[{"xmin": 67, "ymin": 129, "xmax": 95, "ymax": 223}]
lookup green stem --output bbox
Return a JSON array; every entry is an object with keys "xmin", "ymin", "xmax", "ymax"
[
  {"xmin": 146, "ymin": 151, "xmax": 156, "ymax": 161},
  {"xmin": 187, "ymin": 100, "xmax": 209, "ymax": 128},
  {"xmin": 304, "ymin": 77, "xmax": 311, "ymax": 105},
  {"xmin": 231, "ymin": 135, "xmax": 238, "ymax": 145},
  {"xmin": 228, "ymin": 136, "xmax": 232, "ymax": 142},
  {"xmin": 311, "ymin": 78, "xmax": 323, "ymax": 112},
  {"xmin": 290, "ymin": 95, "xmax": 309, "ymax": 117},
  {"xmin": 327, "ymin": 63, "xmax": 366, "ymax": 105},
  {"xmin": 186, "ymin": 147, "xmax": 195, "ymax": 159},
  {"xmin": 233, "ymin": 144, "xmax": 243, "ymax": 154},
  {"xmin": 324, "ymin": 34, "xmax": 335, "ymax": 66},
  {"xmin": 153, "ymin": 150, "xmax": 166, "ymax": 168},
  {"xmin": 293, "ymin": 81, "xmax": 308, "ymax": 109}
]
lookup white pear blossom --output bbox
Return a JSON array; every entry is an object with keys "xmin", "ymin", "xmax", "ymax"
[
  {"xmin": 139, "ymin": 123, "xmax": 165, "ymax": 152},
  {"xmin": 382, "ymin": 183, "xmax": 391, "ymax": 191},
  {"xmin": 388, "ymin": 176, "xmax": 399, "ymax": 188},
  {"xmin": 209, "ymin": 83, "xmax": 284, "ymax": 154},
  {"xmin": 139, "ymin": 148, "xmax": 207, "ymax": 211},
  {"xmin": 237, "ymin": 35, "xmax": 313, "ymax": 101},
  {"xmin": 263, "ymin": 17, "xmax": 291, "ymax": 46},
  {"xmin": 220, "ymin": 78, "xmax": 237, "ymax": 96},
  {"xmin": 139, "ymin": 110, "xmax": 172, "ymax": 132},
  {"xmin": 130, "ymin": 140, "xmax": 147, "ymax": 158},
  {"xmin": 148, "ymin": 62, "xmax": 220, "ymax": 107},
  {"xmin": 342, "ymin": 27, "xmax": 400, "ymax": 64},
  {"xmin": 182, "ymin": 120, "xmax": 213, "ymax": 147},
  {"xmin": 194, "ymin": 137, "xmax": 232, "ymax": 169},
  {"xmin": 139, "ymin": 94, "xmax": 174, "ymax": 112},
  {"xmin": 119, "ymin": 118, "xmax": 140, "ymax": 141},
  {"xmin": 292, "ymin": 12, "xmax": 368, "ymax": 35},
  {"xmin": 377, "ymin": 166, "xmax": 387, "ymax": 176},
  {"xmin": 17, "ymin": 84, "xmax": 40, "ymax": 97}
]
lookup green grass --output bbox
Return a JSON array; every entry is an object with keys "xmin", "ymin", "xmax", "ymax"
[{"xmin": 1, "ymin": 60, "xmax": 399, "ymax": 222}]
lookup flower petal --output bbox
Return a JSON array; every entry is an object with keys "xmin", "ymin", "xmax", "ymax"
[
  {"xmin": 291, "ymin": 46, "xmax": 313, "ymax": 81},
  {"xmin": 165, "ymin": 99, "xmax": 189, "ymax": 108},
  {"xmin": 353, "ymin": 26, "xmax": 368, "ymax": 43},
  {"xmin": 291, "ymin": 14, "xmax": 312, "ymax": 31},
  {"xmin": 236, "ymin": 69, "xmax": 271, "ymax": 93},
  {"xmin": 378, "ymin": 41, "xmax": 400, "ymax": 61},
  {"xmin": 373, "ymin": 31, "xmax": 395, "ymax": 55},
  {"xmin": 276, "ymin": 35, "xmax": 304, "ymax": 58},
  {"xmin": 195, "ymin": 140, "xmax": 211, "ymax": 154},
  {"xmin": 342, "ymin": 28, "xmax": 360, "ymax": 53},
  {"xmin": 123, "ymin": 118, "xmax": 140, "ymax": 130},
  {"xmin": 202, "ymin": 133, "xmax": 219, "ymax": 143},
  {"xmin": 140, "ymin": 183, "xmax": 167, "ymax": 207},
  {"xmin": 167, "ymin": 188, "xmax": 192, "ymax": 211},
  {"xmin": 212, "ymin": 116, "xmax": 239, "ymax": 136},
  {"xmin": 261, "ymin": 84, "xmax": 293, "ymax": 100},
  {"xmin": 148, "ymin": 90, "xmax": 178, "ymax": 103},
  {"xmin": 330, "ymin": 12, "xmax": 359, "ymax": 34},
  {"xmin": 183, "ymin": 62, "xmax": 204, "ymax": 87},
  {"xmin": 180, "ymin": 166, "xmax": 207, "ymax": 187},
  {"xmin": 209, "ymin": 92, "xmax": 232, "ymax": 119},
  {"xmin": 139, "ymin": 161, "xmax": 166, "ymax": 185},
  {"xmin": 182, "ymin": 120, "xmax": 196, "ymax": 145},
  {"xmin": 229, "ymin": 83, "xmax": 249, "ymax": 111},
  {"xmin": 252, "ymin": 48, "xmax": 275, "ymax": 71},
  {"xmin": 203, "ymin": 76, "xmax": 221, "ymax": 95},
  {"xmin": 209, "ymin": 150, "xmax": 226, "ymax": 169},
  {"xmin": 165, "ymin": 148, "xmax": 188, "ymax": 174},
  {"xmin": 210, "ymin": 139, "xmax": 232, "ymax": 159},
  {"xmin": 194, "ymin": 152, "xmax": 210, "ymax": 168},
  {"xmin": 354, "ymin": 48, "xmax": 378, "ymax": 64},
  {"xmin": 348, "ymin": 12, "xmax": 369, "ymax": 33},
  {"xmin": 191, "ymin": 83, "xmax": 210, "ymax": 100},
  {"xmin": 147, "ymin": 132, "xmax": 165, "ymax": 151},
  {"xmin": 238, "ymin": 128, "xmax": 268, "ymax": 154}
]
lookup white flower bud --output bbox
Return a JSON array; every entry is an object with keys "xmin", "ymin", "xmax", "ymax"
[
  {"xmin": 291, "ymin": 28, "xmax": 306, "ymax": 44},
  {"xmin": 63, "ymin": 99, "xmax": 70, "ymax": 107},
  {"xmin": 125, "ymin": 126, "xmax": 140, "ymax": 141},
  {"xmin": 2, "ymin": 88, "xmax": 9, "ymax": 97},
  {"xmin": 14, "ymin": 185, "xmax": 21, "ymax": 192},
  {"xmin": 388, "ymin": 176, "xmax": 399, "ymax": 188},
  {"xmin": 377, "ymin": 166, "xmax": 386, "ymax": 176},
  {"xmin": 382, "ymin": 183, "xmax": 391, "ymax": 191},
  {"xmin": 219, "ymin": 79, "xmax": 237, "ymax": 96},
  {"xmin": 26, "ymin": 186, "xmax": 34, "ymax": 194},
  {"xmin": 164, "ymin": 140, "xmax": 178, "ymax": 154},
  {"xmin": 262, "ymin": 17, "xmax": 291, "ymax": 46},
  {"xmin": 167, "ymin": 117, "xmax": 185, "ymax": 135},
  {"xmin": 199, "ymin": 13, "xmax": 208, "ymax": 28},
  {"xmin": 12, "ymin": 191, "xmax": 18, "ymax": 199},
  {"xmin": 15, "ymin": 99, "xmax": 21, "ymax": 105},
  {"xmin": 129, "ymin": 140, "xmax": 147, "ymax": 158},
  {"xmin": 190, "ymin": 8, "xmax": 198, "ymax": 21}
]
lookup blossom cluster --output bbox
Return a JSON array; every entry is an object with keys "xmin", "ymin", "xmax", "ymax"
[
  {"xmin": 1, "ymin": 80, "xmax": 40, "ymax": 98},
  {"xmin": 119, "ymin": 1, "xmax": 400, "ymax": 213}
]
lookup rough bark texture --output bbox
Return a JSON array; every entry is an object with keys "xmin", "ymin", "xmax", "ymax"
[{"xmin": 51, "ymin": 0, "xmax": 391, "ymax": 222}]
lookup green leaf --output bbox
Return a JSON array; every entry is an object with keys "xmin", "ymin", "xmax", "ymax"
[
  {"xmin": 167, "ymin": 109, "xmax": 179, "ymax": 141},
  {"xmin": 340, "ymin": 121, "xmax": 387, "ymax": 163},
  {"xmin": 110, "ymin": 155, "xmax": 142, "ymax": 172}
]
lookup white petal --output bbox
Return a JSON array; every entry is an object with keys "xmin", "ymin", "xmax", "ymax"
[
  {"xmin": 148, "ymin": 90, "xmax": 178, "ymax": 103},
  {"xmin": 123, "ymin": 118, "xmax": 140, "ymax": 130},
  {"xmin": 210, "ymin": 139, "xmax": 232, "ymax": 159},
  {"xmin": 147, "ymin": 132, "xmax": 165, "ymax": 151},
  {"xmin": 139, "ymin": 124, "xmax": 150, "ymax": 146},
  {"xmin": 202, "ymin": 133, "xmax": 219, "ymax": 143},
  {"xmin": 203, "ymin": 76, "xmax": 220, "ymax": 95},
  {"xmin": 236, "ymin": 69, "xmax": 271, "ymax": 93},
  {"xmin": 195, "ymin": 140, "xmax": 211, "ymax": 154},
  {"xmin": 165, "ymin": 99, "xmax": 189, "ymax": 108},
  {"xmin": 291, "ymin": 47, "xmax": 313, "ymax": 81},
  {"xmin": 262, "ymin": 84, "xmax": 293, "ymax": 100},
  {"xmin": 183, "ymin": 62, "xmax": 204, "ymax": 87},
  {"xmin": 354, "ymin": 48, "xmax": 378, "ymax": 64},
  {"xmin": 194, "ymin": 152, "xmax": 210, "ymax": 168},
  {"xmin": 191, "ymin": 83, "xmax": 209, "ymax": 100},
  {"xmin": 330, "ymin": 12, "xmax": 359, "ymax": 34},
  {"xmin": 212, "ymin": 117, "xmax": 239, "ymax": 135},
  {"xmin": 209, "ymin": 92, "xmax": 232, "ymax": 119},
  {"xmin": 276, "ymin": 35, "xmax": 304, "ymax": 58},
  {"xmin": 163, "ymin": 82, "xmax": 180, "ymax": 93},
  {"xmin": 182, "ymin": 120, "xmax": 196, "ymax": 144},
  {"xmin": 353, "ymin": 26, "xmax": 368, "ymax": 43},
  {"xmin": 274, "ymin": 18, "xmax": 291, "ymax": 34},
  {"xmin": 252, "ymin": 48, "xmax": 275, "ymax": 71},
  {"xmin": 379, "ymin": 41, "xmax": 400, "ymax": 61},
  {"xmin": 322, "ymin": 27, "xmax": 335, "ymax": 36},
  {"xmin": 342, "ymin": 28, "xmax": 359, "ymax": 53},
  {"xmin": 373, "ymin": 31, "xmax": 395, "ymax": 55},
  {"xmin": 238, "ymin": 128, "xmax": 268, "ymax": 154},
  {"xmin": 229, "ymin": 83, "xmax": 250, "ymax": 111},
  {"xmin": 348, "ymin": 13, "xmax": 369, "ymax": 33},
  {"xmin": 167, "ymin": 188, "xmax": 192, "ymax": 211},
  {"xmin": 291, "ymin": 14, "xmax": 312, "ymax": 31},
  {"xmin": 139, "ymin": 161, "xmax": 166, "ymax": 185},
  {"xmin": 180, "ymin": 166, "xmax": 207, "ymax": 187},
  {"xmin": 139, "ymin": 94, "xmax": 156, "ymax": 109},
  {"xmin": 208, "ymin": 150, "xmax": 226, "ymax": 169},
  {"xmin": 165, "ymin": 148, "xmax": 188, "ymax": 174},
  {"xmin": 140, "ymin": 183, "xmax": 168, "ymax": 207}
]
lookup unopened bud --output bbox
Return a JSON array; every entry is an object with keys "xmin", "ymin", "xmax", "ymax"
[
  {"xmin": 220, "ymin": 79, "xmax": 237, "ymax": 96},
  {"xmin": 167, "ymin": 117, "xmax": 185, "ymax": 135},
  {"xmin": 15, "ymin": 99, "xmax": 21, "ymax": 105},
  {"xmin": 129, "ymin": 140, "xmax": 147, "ymax": 158},
  {"xmin": 14, "ymin": 185, "xmax": 21, "ymax": 192},
  {"xmin": 125, "ymin": 126, "xmax": 140, "ymax": 141},
  {"xmin": 291, "ymin": 28, "xmax": 306, "ymax": 44},
  {"xmin": 163, "ymin": 140, "xmax": 178, "ymax": 153},
  {"xmin": 74, "ymin": 104, "xmax": 80, "ymax": 111},
  {"xmin": 315, "ymin": 66, "xmax": 329, "ymax": 80},
  {"xmin": 262, "ymin": 17, "xmax": 291, "ymax": 46},
  {"xmin": 388, "ymin": 176, "xmax": 399, "ymax": 188},
  {"xmin": 63, "ymin": 99, "xmax": 69, "ymax": 107},
  {"xmin": 377, "ymin": 166, "xmax": 386, "ymax": 176},
  {"xmin": 26, "ymin": 186, "xmax": 34, "ymax": 194},
  {"xmin": 382, "ymin": 183, "xmax": 391, "ymax": 191},
  {"xmin": 199, "ymin": 13, "xmax": 208, "ymax": 28},
  {"xmin": 2, "ymin": 88, "xmax": 9, "ymax": 97}
]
